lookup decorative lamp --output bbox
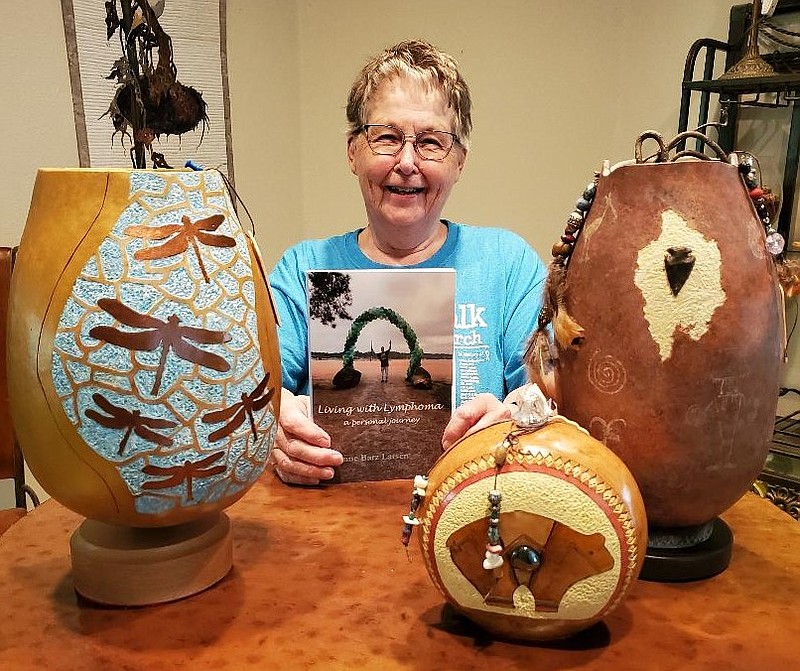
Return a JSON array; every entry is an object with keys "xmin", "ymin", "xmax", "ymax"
[
  {"xmin": 530, "ymin": 130, "xmax": 783, "ymax": 580},
  {"xmin": 7, "ymin": 168, "xmax": 281, "ymax": 605},
  {"xmin": 409, "ymin": 385, "xmax": 647, "ymax": 641}
]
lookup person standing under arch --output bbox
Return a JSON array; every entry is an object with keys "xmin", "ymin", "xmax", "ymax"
[{"xmin": 371, "ymin": 340, "xmax": 392, "ymax": 382}]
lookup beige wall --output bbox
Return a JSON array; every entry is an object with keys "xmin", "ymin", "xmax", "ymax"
[
  {"xmin": 226, "ymin": 1, "xmax": 302, "ymax": 268},
  {"xmin": 2, "ymin": 1, "xmax": 735, "ymax": 261},
  {"xmin": 1, "ymin": 1, "xmax": 77, "ymax": 246},
  {"xmin": 7, "ymin": 0, "xmax": 793, "ymax": 506}
]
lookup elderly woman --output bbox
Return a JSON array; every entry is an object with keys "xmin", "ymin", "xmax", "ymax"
[{"xmin": 268, "ymin": 40, "xmax": 546, "ymax": 484}]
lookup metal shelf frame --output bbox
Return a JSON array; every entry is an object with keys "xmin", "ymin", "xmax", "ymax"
[{"xmin": 678, "ymin": 1, "xmax": 800, "ymax": 248}]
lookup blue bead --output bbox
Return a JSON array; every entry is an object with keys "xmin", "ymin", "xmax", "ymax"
[
  {"xmin": 583, "ymin": 183, "xmax": 596, "ymax": 199},
  {"xmin": 510, "ymin": 545, "xmax": 542, "ymax": 570},
  {"xmin": 576, "ymin": 197, "xmax": 591, "ymax": 212}
]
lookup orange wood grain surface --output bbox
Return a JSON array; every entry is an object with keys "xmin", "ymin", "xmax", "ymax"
[{"xmin": 0, "ymin": 474, "xmax": 797, "ymax": 670}]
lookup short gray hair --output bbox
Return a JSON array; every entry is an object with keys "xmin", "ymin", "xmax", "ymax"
[{"xmin": 346, "ymin": 40, "xmax": 472, "ymax": 149}]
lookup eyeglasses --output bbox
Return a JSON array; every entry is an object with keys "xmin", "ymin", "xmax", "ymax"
[{"xmin": 360, "ymin": 124, "xmax": 459, "ymax": 161}]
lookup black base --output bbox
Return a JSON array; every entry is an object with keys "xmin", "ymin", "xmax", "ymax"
[{"xmin": 639, "ymin": 517, "xmax": 733, "ymax": 582}]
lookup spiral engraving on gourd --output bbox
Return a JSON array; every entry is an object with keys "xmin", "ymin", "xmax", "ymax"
[
  {"xmin": 50, "ymin": 171, "xmax": 277, "ymax": 516},
  {"xmin": 586, "ymin": 350, "xmax": 627, "ymax": 395}
]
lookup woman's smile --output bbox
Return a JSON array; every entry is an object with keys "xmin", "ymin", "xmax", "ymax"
[{"xmin": 385, "ymin": 185, "xmax": 425, "ymax": 196}]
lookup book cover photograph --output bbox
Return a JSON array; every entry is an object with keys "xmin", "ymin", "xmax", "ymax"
[{"xmin": 307, "ymin": 269, "xmax": 455, "ymax": 482}]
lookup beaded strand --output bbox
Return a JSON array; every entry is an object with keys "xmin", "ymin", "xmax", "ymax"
[
  {"xmin": 738, "ymin": 155, "xmax": 785, "ymax": 256},
  {"xmin": 550, "ymin": 178, "xmax": 598, "ymax": 269},
  {"xmin": 400, "ymin": 474, "xmax": 428, "ymax": 547},
  {"xmin": 483, "ymin": 489, "xmax": 504, "ymax": 570}
]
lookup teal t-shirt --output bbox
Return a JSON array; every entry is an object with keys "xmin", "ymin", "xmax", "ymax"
[{"xmin": 268, "ymin": 221, "xmax": 547, "ymax": 408}]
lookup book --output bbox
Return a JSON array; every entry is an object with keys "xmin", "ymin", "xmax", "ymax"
[{"xmin": 307, "ymin": 268, "xmax": 455, "ymax": 482}]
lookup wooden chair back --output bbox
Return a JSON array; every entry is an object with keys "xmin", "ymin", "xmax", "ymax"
[{"xmin": 1, "ymin": 246, "xmax": 39, "ymax": 534}]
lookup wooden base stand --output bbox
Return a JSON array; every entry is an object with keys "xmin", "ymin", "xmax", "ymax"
[
  {"xmin": 69, "ymin": 512, "xmax": 232, "ymax": 606},
  {"xmin": 639, "ymin": 517, "xmax": 733, "ymax": 582}
]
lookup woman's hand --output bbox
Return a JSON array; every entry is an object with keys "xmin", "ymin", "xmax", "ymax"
[
  {"xmin": 441, "ymin": 392, "xmax": 513, "ymax": 451},
  {"xmin": 270, "ymin": 388, "xmax": 343, "ymax": 485}
]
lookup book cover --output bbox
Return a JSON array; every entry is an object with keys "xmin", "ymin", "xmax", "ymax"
[{"xmin": 307, "ymin": 269, "xmax": 455, "ymax": 482}]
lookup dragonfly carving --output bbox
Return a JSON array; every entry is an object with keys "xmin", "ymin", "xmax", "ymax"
[
  {"xmin": 89, "ymin": 297, "xmax": 231, "ymax": 396},
  {"xmin": 202, "ymin": 373, "xmax": 275, "ymax": 443},
  {"xmin": 85, "ymin": 392, "xmax": 177, "ymax": 455},
  {"xmin": 141, "ymin": 451, "xmax": 227, "ymax": 501},
  {"xmin": 126, "ymin": 213, "xmax": 236, "ymax": 283}
]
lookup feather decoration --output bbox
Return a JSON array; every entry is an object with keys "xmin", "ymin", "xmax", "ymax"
[
  {"xmin": 777, "ymin": 258, "xmax": 800, "ymax": 298},
  {"xmin": 542, "ymin": 261, "xmax": 585, "ymax": 351},
  {"xmin": 553, "ymin": 309, "xmax": 585, "ymax": 350},
  {"xmin": 521, "ymin": 259, "xmax": 584, "ymax": 401},
  {"xmin": 523, "ymin": 329, "xmax": 557, "ymax": 397}
]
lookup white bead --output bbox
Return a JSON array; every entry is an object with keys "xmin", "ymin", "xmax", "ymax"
[
  {"xmin": 483, "ymin": 551, "xmax": 504, "ymax": 570},
  {"xmin": 766, "ymin": 231, "xmax": 785, "ymax": 256}
]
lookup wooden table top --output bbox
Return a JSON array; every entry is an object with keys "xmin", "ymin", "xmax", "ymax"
[{"xmin": 0, "ymin": 474, "xmax": 798, "ymax": 670}]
